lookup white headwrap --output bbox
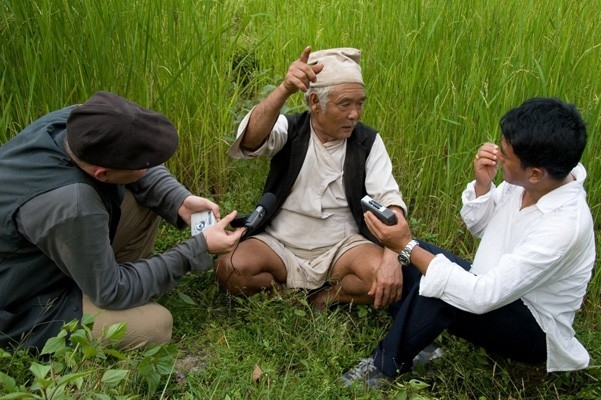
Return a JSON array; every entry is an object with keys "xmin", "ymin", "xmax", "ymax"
[{"xmin": 308, "ymin": 47, "xmax": 364, "ymax": 88}]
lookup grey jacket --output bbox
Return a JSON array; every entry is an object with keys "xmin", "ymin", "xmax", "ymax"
[{"xmin": 0, "ymin": 107, "xmax": 212, "ymax": 352}]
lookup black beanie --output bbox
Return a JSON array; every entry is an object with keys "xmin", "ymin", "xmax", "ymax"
[{"xmin": 66, "ymin": 91, "xmax": 178, "ymax": 169}]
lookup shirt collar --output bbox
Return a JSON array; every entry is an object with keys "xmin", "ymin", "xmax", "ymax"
[{"xmin": 536, "ymin": 163, "xmax": 586, "ymax": 213}]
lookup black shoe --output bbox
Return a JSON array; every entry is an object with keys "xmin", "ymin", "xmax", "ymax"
[{"xmin": 341, "ymin": 357, "xmax": 392, "ymax": 388}]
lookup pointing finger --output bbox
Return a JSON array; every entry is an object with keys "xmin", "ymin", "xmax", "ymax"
[{"xmin": 299, "ymin": 46, "xmax": 312, "ymax": 64}]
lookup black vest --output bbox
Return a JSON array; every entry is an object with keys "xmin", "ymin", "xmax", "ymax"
[
  {"xmin": 251, "ymin": 111, "xmax": 379, "ymax": 243},
  {"xmin": 0, "ymin": 107, "xmax": 122, "ymax": 352}
]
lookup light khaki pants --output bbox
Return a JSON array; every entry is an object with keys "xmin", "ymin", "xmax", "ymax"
[{"xmin": 82, "ymin": 189, "xmax": 173, "ymax": 349}]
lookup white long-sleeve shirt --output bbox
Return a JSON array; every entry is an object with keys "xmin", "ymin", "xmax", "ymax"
[{"xmin": 419, "ymin": 163, "xmax": 595, "ymax": 371}]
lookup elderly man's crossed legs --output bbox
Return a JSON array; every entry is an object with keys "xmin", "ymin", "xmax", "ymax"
[{"xmin": 215, "ymin": 236, "xmax": 386, "ymax": 308}]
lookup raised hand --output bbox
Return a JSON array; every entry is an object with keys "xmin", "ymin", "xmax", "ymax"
[
  {"xmin": 281, "ymin": 46, "xmax": 324, "ymax": 94},
  {"xmin": 473, "ymin": 142, "xmax": 499, "ymax": 196}
]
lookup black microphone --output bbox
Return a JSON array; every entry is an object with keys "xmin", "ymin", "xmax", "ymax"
[{"xmin": 244, "ymin": 192, "xmax": 277, "ymax": 232}]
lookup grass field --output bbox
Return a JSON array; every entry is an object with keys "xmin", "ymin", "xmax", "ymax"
[{"xmin": 1, "ymin": 0, "xmax": 600, "ymax": 398}]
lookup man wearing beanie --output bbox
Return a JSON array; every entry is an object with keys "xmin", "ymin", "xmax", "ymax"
[
  {"xmin": 0, "ymin": 91, "xmax": 244, "ymax": 352},
  {"xmin": 217, "ymin": 47, "xmax": 407, "ymax": 310}
]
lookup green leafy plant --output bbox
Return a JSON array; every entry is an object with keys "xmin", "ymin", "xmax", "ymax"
[{"xmin": 0, "ymin": 314, "xmax": 178, "ymax": 399}]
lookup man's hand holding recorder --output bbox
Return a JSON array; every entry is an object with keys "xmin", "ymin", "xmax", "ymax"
[
  {"xmin": 190, "ymin": 209, "xmax": 245, "ymax": 255},
  {"xmin": 361, "ymin": 195, "xmax": 414, "ymax": 256}
]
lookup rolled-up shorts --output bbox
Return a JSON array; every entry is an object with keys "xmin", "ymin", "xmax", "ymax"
[{"xmin": 251, "ymin": 232, "xmax": 372, "ymax": 289}]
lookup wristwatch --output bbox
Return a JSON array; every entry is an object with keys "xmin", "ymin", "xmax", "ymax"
[{"xmin": 397, "ymin": 240, "xmax": 419, "ymax": 267}]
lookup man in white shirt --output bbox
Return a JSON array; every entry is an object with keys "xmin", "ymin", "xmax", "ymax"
[
  {"xmin": 342, "ymin": 97, "xmax": 595, "ymax": 387},
  {"xmin": 216, "ymin": 46, "xmax": 407, "ymax": 309}
]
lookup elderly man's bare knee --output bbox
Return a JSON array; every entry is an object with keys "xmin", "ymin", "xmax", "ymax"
[{"xmin": 215, "ymin": 255, "xmax": 243, "ymax": 292}]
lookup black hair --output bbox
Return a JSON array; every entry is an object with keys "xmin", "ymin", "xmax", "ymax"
[{"xmin": 500, "ymin": 97, "xmax": 587, "ymax": 180}]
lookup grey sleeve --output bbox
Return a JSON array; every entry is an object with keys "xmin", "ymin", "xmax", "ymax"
[
  {"xmin": 126, "ymin": 165, "xmax": 192, "ymax": 229},
  {"xmin": 16, "ymin": 184, "xmax": 214, "ymax": 309}
]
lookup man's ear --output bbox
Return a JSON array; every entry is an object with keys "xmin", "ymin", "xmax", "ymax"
[
  {"xmin": 92, "ymin": 167, "xmax": 110, "ymax": 182},
  {"xmin": 528, "ymin": 167, "xmax": 546, "ymax": 184},
  {"xmin": 309, "ymin": 92, "xmax": 320, "ymax": 113}
]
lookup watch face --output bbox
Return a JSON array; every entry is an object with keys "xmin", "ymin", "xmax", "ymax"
[
  {"xmin": 398, "ymin": 252, "xmax": 410, "ymax": 266},
  {"xmin": 398, "ymin": 240, "xmax": 418, "ymax": 266}
]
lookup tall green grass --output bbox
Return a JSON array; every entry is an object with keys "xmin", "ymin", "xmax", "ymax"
[
  {"xmin": 2, "ymin": 0, "xmax": 600, "ymax": 398},
  {"xmin": 2, "ymin": 0, "xmax": 600, "ymax": 231},
  {"xmin": 1, "ymin": 0, "xmax": 261, "ymax": 197}
]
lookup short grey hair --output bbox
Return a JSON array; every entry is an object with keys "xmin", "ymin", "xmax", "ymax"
[{"xmin": 304, "ymin": 86, "xmax": 332, "ymax": 112}]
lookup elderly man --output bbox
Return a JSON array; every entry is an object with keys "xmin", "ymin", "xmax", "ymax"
[
  {"xmin": 216, "ymin": 46, "xmax": 407, "ymax": 309},
  {"xmin": 0, "ymin": 91, "xmax": 244, "ymax": 353}
]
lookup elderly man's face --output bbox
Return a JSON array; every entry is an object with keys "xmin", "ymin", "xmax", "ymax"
[{"xmin": 311, "ymin": 83, "xmax": 366, "ymax": 143}]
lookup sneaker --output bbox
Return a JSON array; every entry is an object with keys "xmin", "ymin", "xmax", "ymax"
[
  {"xmin": 412, "ymin": 344, "xmax": 444, "ymax": 367},
  {"xmin": 341, "ymin": 357, "xmax": 392, "ymax": 388}
]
